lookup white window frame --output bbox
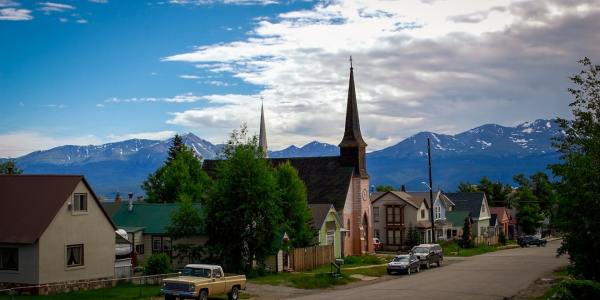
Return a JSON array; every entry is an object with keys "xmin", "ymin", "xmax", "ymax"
[
  {"xmin": 66, "ymin": 244, "xmax": 84, "ymax": 268},
  {"xmin": 73, "ymin": 193, "xmax": 88, "ymax": 213}
]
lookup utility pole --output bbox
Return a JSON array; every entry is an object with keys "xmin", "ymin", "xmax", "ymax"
[{"xmin": 428, "ymin": 137, "xmax": 436, "ymax": 243}]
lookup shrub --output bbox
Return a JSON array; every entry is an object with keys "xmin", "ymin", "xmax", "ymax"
[
  {"xmin": 343, "ymin": 255, "xmax": 382, "ymax": 266},
  {"xmin": 551, "ymin": 280, "xmax": 600, "ymax": 300},
  {"xmin": 498, "ymin": 231, "xmax": 507, "ymax": 246},
  {"xmin": 144, "ymin": 253, "xmax": 172, "ymax": 275}
]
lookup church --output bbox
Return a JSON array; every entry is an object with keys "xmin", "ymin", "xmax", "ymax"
[
  {"xmin": 204, "ymin": 63, "xmax": 373, "ymax": 256},
  {"xmin": 260, "ymin": 62, "xmax": 373, "ymax": 256}
]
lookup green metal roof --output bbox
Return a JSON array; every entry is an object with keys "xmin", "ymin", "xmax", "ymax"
[
  {"xmin": 446, "ymin": 211, "xmax": 470, "ymax": 227},
  {"xmin": 111, "ymin": 202, "xmax": 203, "ymax": 234}
]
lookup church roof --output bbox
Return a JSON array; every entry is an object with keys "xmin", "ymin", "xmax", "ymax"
[
  {"xmin": 259, "ymin": 103, "xmax": 268, "ymax": 157},
  {"xmin": 202, "ymin": 156, "xmax": 354, "ymax": 211},
  {"xmin": 339, "ymin": 65, "xmax": 367, "ymax": 148}
]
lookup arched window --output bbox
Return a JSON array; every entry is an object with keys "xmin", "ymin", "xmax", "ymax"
[{"xmin": 434, "ymin": 205, "xmax": 441, "ymax": 220}]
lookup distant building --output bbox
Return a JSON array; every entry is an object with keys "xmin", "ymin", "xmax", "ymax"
[
  {"xmin": 446, "ymin": 192, "xmax": 492, "ymax": 237},
  {"xmin": 204, "ymin": 63, "xmax": 373, "ymax": 256},
  {"xmin": 0, "ymin": 175, "xmax": 116, "ymax": 294}
]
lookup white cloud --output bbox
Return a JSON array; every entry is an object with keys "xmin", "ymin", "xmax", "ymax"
[
  {"xmin": 38, "ymin": 2, "xmax": 75, "ymax": 14},
  {"xmin": 164, "ymin": 92, "xmax": 203, "ymax": 103},
  {"xmin": 96, "ymin": 103, "xmax": 104, "ymax": 108},
  {"xmin": 104, "ymin": 92, "xmax": 204, "ymax": 104},
  {"xmin": 0, "ymin": 7, "xmax": 32, "ymax": 20},
  {"xmin": 59, "ymin": 17, "xmax": 67, "ymax": 22},
  {"xmin": 0, "ymin": 0, "xmax": 19, "ymax": 7},
  {"xmin": 0, "ymin": 132, "xmax": 101, "ymax": 157},
  {"xmin": 178, "ymin": 74, "xmax": 200, "ymax": 79},
  {"xmin": 76, "ymin": 19, "xmax": 87, "ymax": 23},
  {"xmin": 168, "ymin": 0, "xmax": 278, "ymax": 5},
  {"xmin": 42, "ymin": 103, "xmax": 68, "ymax": 109},
  {"xmin": 89, "ymin": 0, "xmax": 108, "ymax": 3},
  {"xmin": 162, "ymin": 0, "xmax": 600, "ymax": 150},
  {"xmin": 107, "ymin": 130, "xmax": 176, "ymax": 141}
]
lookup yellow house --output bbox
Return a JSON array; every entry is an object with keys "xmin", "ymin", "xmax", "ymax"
[
  {"xmin": 310, "ymin": 204, "xmax": 343, "ymax": 258},
  {"xmin": 0, "ymin": 175, "xmax": 116, "ymax": 294}
]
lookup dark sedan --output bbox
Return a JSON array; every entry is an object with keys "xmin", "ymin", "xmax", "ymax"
[
  {"xmin": 387, "ymin": 254, "xmax": 420, "ymax": 275},
  {"xmin": 518, "ymin": 235, "xmax": 547, "ymax": 247}
]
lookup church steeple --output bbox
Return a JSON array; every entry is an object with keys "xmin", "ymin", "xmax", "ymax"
[
  {"xmin": 339, "ymin": 58, "xmax": 368, "ymax": 178},
  {"xmin": 259, "ymin": 99, "xmax": 268, "ymax": 158}
]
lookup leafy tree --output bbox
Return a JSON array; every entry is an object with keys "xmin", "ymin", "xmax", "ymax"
[
  {"xmin": 461, "ymin": 217, "xmax": 473, "ymax": 248},
  {"xmin": 205, "ymin": 125, "xmax": 282, "ymax": 273},
  {"xmin": 406, "ymin": 224, "xmax": 421, "ymax": 248},
  {"xmin": 376, "ymin": 185, "xmax": 395, "ymax": 192},
  {"xmin": 166, "ymin": 194, "xmax": 204, "ymax": 264},
  {"xmin": 478, "ymin": 177, "xmax": 512, "ymax": 207},
  {"xmin": 513, "ymin": 172, "xmax": 558, "ymax": 222},
  {"xmin": 143, "ymin": 139, "xmax": 210, "ymax": 203},
  {"xmin": 457, "ymin": 182, "xmax": 478, "ymax": 192},
  {"xmin": 512, "ymin": 186, "xmax": 543, "ymax": 235},
  {"xmin": 167, "ymin": 134, "xmax": 186, "ymax": 162},
  {"xmin": 551, "ymin": 57, "xmax": 600, "ymax": 281},
  {"xmin": 0, "ymin": 159, "xmax": 23, "ymax": 174},
  {"xmin": 275, "ymin": 162, "xmax": 315, "ymax": 248},
  {"xmin": 143, "ymin": 253, "xmax": 172, "ymax": 275}
]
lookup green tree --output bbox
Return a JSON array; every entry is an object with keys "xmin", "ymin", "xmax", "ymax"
[
  {"xmin": 275, "ymin": 162, "xmax": 315, "ymax": 248},
  {"xmin": 143, "ymin": 140, "xmax": 210, "ymax": 203},
  {"xmin": 461, "ymin": 217, "xmax": 473, "ymax": 248},
  {"xmin": 512, "ymin": 187, "xmax": 543, "ymax": 235},
  {"xmin": 205, "ymin": 125, "xmax": 282, "ymax": 273},
  {"xmin": 551, "ymin": 57, "xmax": 600, "ymax": 281},
  {"xmin": 513, "ymin": 172, "xmax": 557, "ymax": 223},
  {"xmin": 143, "ymin": 253, "xmax": 172, "ymax": 275},
  {"xmin": 166, "ymin": 194, "xmax": 204, "ymax": 264},
  {"xmin": 457, "ymin": 182, "xmax": 478, "ymax": 192},
  {"xmin": 478, "ymin": 177, "xmax": 512, "ymax": 207},
  {"xmin": 376, "ymin": 185, "xmax": 395, "ymax": 192},
  {"xmin": 406, "ymin": 225, "xmax": 421, "ymax": 248},
  {"xmin": 167, "ymin": 134, "xmax": 186, "ymax": 162},
  {"xmin": 0, "ymin": 159, "xmax": 23, "ymax": 174}
]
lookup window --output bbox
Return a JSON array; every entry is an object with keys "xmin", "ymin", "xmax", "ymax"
[
  {"xmin": 434, "ymin": 205, "xmax": 441, "ymax": 220},
  {"xmin": 152, "ymin": 236, "xmax": 172, "ymax": 252},
  {"xmin": 386, "ymin": 229, "xmax": 403, "ymax": 245},
  {"xmin": 73, "ymin": 194, "xmax": 87, "ymax": 212},
  {"xmin": 135, "ymin": 244, "xmax": 144, "ymax": 255},
  {"xmin": 213, "ymin": 268, "xmax": 222, "ymax": 278},
  {"xmin": 385, "ymin": 205, "xmax": 403, "ymax": 226},
  {"xmin": 373, "ymin": 207, "xmax": 380, "ymax": 223},
  {"xmin": 374, "ymin": 229, "xmax": 380, "ymax": 238},
  {"xmin": 66, "ymin": 244, "xmax": 84, "ymax": 267},
  {"xmin": 420, "ymin": 209, "xmax": 425, "ymax": 219},
  {"xmin": 326, "ymin": 230, "xmax": 335, "ymax": 246},
  {"xmin": 0, "ymin": 247, "xmax": 18, "ymax": 271}
]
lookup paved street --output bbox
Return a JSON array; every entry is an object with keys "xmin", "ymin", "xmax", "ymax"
[{"xmin": 291, "ymin": 240, "xmax": 567, "ymax": 300}]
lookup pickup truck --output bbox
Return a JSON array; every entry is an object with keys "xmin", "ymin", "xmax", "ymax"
[{"xmin": 161, "ymin": 264, "xmax": 246, "ymax": 300}]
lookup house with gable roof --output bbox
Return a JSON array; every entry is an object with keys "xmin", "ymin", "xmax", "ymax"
[
  {"xmin": 445, "ymin": 192, "xmax": 492, "ymax": 237},
  {"xmin": 0, "ymin": 175, "xmax": 116, "ymax": 293}
]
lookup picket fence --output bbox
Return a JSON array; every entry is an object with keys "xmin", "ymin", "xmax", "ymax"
[{"xmin": 290, "ymin": 245, "xmax": 335, "ymax": 272}]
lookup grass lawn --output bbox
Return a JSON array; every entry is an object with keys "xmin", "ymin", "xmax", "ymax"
[
  {"xmin": 248, "ymin": 254, "xmax": 389, "ymax": 289},
  {"xmin": 0, "ymin": 283, "xmax": 161, "ymax": 300},
  {"xmin": 441, "ymin": 241, "xmax": 502, "ymax": 257},
  {"xmin": 0, "ymin": 283, "xmax": 251, "ymax": 300}
]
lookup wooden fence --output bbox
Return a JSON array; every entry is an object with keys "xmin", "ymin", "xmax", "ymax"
[
  {"xmin": 290, "ymin": 245, "xmax": 335, "ymax": 272},
  {"xmin": 473, "ymin": 235, "xmax": 498, "ymax": 246}
]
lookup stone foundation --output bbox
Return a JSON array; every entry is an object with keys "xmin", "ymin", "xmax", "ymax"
[{"xmin": 1, "ymin": 277, "xmax": 115, "ymax": 295}]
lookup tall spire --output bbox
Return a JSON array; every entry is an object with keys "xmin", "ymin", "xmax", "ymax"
[
  {"xmin": 339, "ymin": 57, "xmax": 367, "ymax": 148},
  {"xmin": 339, "ymin": 58, "xmax": 368, "ymax": 178},
  {"xmin": 259, "ymin": 98, "xmax": 268, "ymax": 157}
]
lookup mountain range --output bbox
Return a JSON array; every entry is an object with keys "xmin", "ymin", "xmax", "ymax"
[{"xmin": 3, "ymin": 119, "xmax": 562, "ymax": 198}]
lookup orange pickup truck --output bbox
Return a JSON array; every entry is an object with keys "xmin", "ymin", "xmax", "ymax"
[{"xmin": 161, "ymin": 264, "xmax": 246, "ymax": 300}]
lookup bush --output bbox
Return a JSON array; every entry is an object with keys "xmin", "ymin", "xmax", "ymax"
[
  {"xmin": 343, "ymin": 255, "xmax": 382, "ymax": 266},
  {"xmin": 551, "ymin": 280, "xmax": 600, "ymax": 300},
  {"xmin": 498, "ymin": 231, "xmax": 507, "ymax": 246},
  {"xmin": 144, "ymin": 253, "xmax": 172, "ymax": 275}
]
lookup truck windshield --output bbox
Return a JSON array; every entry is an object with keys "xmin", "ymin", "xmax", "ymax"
[
  {"xmin": 392, "ymin": 256, "xmax": 410, "ymax": 263},
  {"xmin": 181, "ymin": 267, "xmax": 211, "ymax": 278}
]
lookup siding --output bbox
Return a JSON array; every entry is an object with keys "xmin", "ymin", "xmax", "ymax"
[{"xmin": 0, "ymin": 243, "xmax": 38, "ymax": 284}]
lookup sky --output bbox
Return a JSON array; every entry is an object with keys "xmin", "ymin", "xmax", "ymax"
[{"xmin": 1, "ymin": 0, "xmax": 599, "ymax": 157}]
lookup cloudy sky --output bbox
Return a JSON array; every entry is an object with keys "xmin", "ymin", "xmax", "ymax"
[{"xmin": 1, "ymin": 0, "xmax": 598, "ymax": 157}]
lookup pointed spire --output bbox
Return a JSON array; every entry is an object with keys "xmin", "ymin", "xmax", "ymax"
[
  {"xmin": 259, "ymin": 98, "xmax": 268, "ymax": 157},
  {"xmin": 339, "ymin": 57, "xmax": 367, "ymax": 148}
]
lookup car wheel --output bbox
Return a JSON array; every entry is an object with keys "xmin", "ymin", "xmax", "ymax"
[
  {"xmin": 164, "ymin": 296, "xmax": 175, "ymax": 300},
  {"xmin": 228, "ymin": 286, "xmax": 239, "ymax": 300},
  {"xmin": 199, "ymin": 290, "xmax": 208, "ymax": 300}
]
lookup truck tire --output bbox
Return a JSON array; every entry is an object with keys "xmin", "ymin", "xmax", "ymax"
[
  {"xmin": 228, "ymin": 286, "xmax": 240, "ymax": 300},
  {"xmin": 199, "ymin": 289, "xmax": 208, "ymax": 300},
  {"xmin": 164, "ymin": 296, "xmax": 175, "ymax": 300}
]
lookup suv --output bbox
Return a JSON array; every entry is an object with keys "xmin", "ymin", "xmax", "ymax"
[
  {"xmin": 518, "ymin": 235, "xmax": 547, "ymax": 247},
  {"xmin": 410, "ymin": 244, "xmax": 443, "ymax": 269}
]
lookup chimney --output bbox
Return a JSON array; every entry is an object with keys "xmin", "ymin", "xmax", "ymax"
[
  {"xmin": 401, "ymin": 185, "xmax": 406, "ymax": 192},
  {"xmin": 128, "ymin": 192, "xmax": 134, "ymax": 212},
  {"xmin": 115, "ymin": 192, "xmax": 122, "ymax": 204}
]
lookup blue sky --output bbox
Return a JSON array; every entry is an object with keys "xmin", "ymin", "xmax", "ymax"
[{"xmin": 1, "ymin": 0, "xmax": 599, "ymax": 157}]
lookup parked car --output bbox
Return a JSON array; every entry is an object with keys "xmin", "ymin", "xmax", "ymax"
[
  {"xmin": 161, "ymin": 264, "xmax": 246, "ymax": 300},
  {"xmin": 518, "ymin": 235, "xmax": 547, "ymax": 247},
  {"xmin": 387, "ymin": 254, "xmax": 420, "ymax": 275},
  {"xmin": 410, "ymin": 244, "xmax": 443, "ymax": 269},
  {"xmin": 373, "ymin": 237, "xmax": 384, "ymax": 251}
]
